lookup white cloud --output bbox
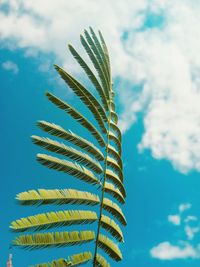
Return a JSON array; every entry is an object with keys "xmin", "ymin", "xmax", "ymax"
[
  {"xmin": 2, "ymin": 60, "xmax": 19, "ymax": 74},
  {"xmin": 1, "ymin": 1, "xmax": 200, "ymax": 172},
  {"xmin": 151, "ymin": 203, "xmax": 200, "ymax": 260},
  {"xmin": 179, "ymin": 203, "xmax": 192, "ymax": 213},
  {"xmin": 185, "ymin": 225, "xmax": 200, "ymax": 240},
  {"xmin": 168, "ymin": 215, "xmax": 181, "ymax": 226},
  {"xmin": 150, "ymin": 241, "xmax": 200, "ymax": 260},
  {"xmin": 185, "ymin": 216, "xmax": 198, "ymax": 223},
  {"xmin": 168, "ymin": 203, "xmax": 191, "ymax": 226}
]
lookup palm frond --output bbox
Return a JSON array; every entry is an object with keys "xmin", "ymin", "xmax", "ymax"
[
  {"xmin": 80, "ymin": 35, "xmax": 110, "ymax": 100},
  {"xmin": 37, "ymin": 154, "xmax": 99, "ymax": 185},
  {"xmin": 13, "ymin": 231, "xmax": 95, "ymax": 249},
  {"xmin": 105, "ymin": 169, "xmax": 126, "ymax": 198},
  {"xmin": 100, "ymin": 215, "xmax": 123, "ymax": 242},
  {"xmin": 108, "ymin": 131, "xmax": 121, "ymax": 155},
  {"xmin": 31, "ymin": 258, "xmax": 70, "ymax": 267},
  {"xmin": 103, "ymin": 198, "xmax": 127, "ymax": 226},
  {"xmin": 97, "ymin": 234, "xmax": 122, "ymax": 262},
  {"xmin": 104, "ymin": 182, "xmax": 125, "ymax": 204},
  {"xmin": 10, "ymin": 210, "xmax": 97, "ymax": 232},
  {"xmin": 107, "ymin": 144, "xmax": 122, "ymax": 168},
  {"xmin": 46, "ymin": 92, "xmax": 105, "ymax": 147},
  {"xmin": 89, "ymin": 27, "xmax": 110, "ymax": 82},
  {"xmin": 110, "ymin": 122, "xmax": 121, "ymax": 141},
  {"xmin": 110, "ymin": 111, "xmax": 118, "ymax": 124},
  {"xmin": 98, "ymin": 30, "xmax": 111, "ymax": 71},
  {"xmin": 16, "ymin": 189, "xmax": 100, "ymax": 206},
  {"xmin": 54, "ymin": 65, "xmax": 107, "ymax": 133},
  {"xmin": 32, "ymin": 136, "xmax": 103, "ymax": 174},
  {"xmin": 84, "ymin": 29, "xmax": 110, "ymax": 87},
  {"xmin": 32, "ymin": 252, "xmax": 93, "ymax": 267},
  {"xmin": 37, "ymin": 121, "xmax": 104, "ymax": 161},
  {"xmin": 110, "ymin": 100, "xmax": 115, "ymax": 112},
  {"xmin": 107, "ymin": 156, "xmax": 123, "ymax": 181},
  {"xmin": 11, "ymin": 28, "xmax": 126, "ymax": 266},
  {"xmin": 68, "ymin": 44, "xmax": 109, "ymax": 111},
  {"xmin": 95, "ymin": 253, "xmax": 110, "ymax": 267}
]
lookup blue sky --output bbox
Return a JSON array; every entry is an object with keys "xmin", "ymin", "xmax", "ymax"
[{"xmin": 1, "ymin": 1, "xmax": 200, "ymax": 267}]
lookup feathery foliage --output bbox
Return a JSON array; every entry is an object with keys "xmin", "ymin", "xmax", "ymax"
[
  {"xmin": 10, "ymin": 27, "xmax": 126, "ymax": 266},
  {"xmin": 16, "ymin": 189, "xmax": 100, "ymax": 206},
  {"xmin": 30, "ymin": 252, "xmax": 93, "ymax": 267}
]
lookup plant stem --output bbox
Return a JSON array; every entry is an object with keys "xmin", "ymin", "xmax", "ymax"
[{"xmin": 93, "ymin": 91, "xmax": 112, "ymax": 266}]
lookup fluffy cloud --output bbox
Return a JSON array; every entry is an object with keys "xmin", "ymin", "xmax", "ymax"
[
  {"xmin": 168, "ymin": 215, "xmax": 181, "ymax": 226},
  {"xmin": 2, "ymin": 60, "xmax": 19, "ymax": 74},
  {"xmin": 1, "ymin": 0, "xmax": 200, "ymax": 173},
  {"xmin": 150, "ymin": 241, "xmax": 200, "ymax": 260}
]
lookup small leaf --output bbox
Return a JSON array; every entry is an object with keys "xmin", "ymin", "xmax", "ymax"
[
  {"xmin": 100, "ymin": 214, "xmax": 124, "ymax": 242},
  {"xmin": 46, "ymin": 92, "xmax": 106, "ymax": 147},
  {"xmin": 103, "ymin": 198, "xmax": 127, "ymax": 225},
  {"xmin": 104, "ymin": 182, "xmax": 125, "ymax": 204},
  {"xmin": 37, "ymin": 120, "xmax": 104, "ymax": 161},
  {"xmin": 97, "ymin": 234, "xmax": 122, "ymax": 261},
  {"xmin": 106, "ymin": 169, "xmax": 126, "ymax": 198},
  {"xmin": 32, "ymin": 135, "xmax": 103, "ymax": 174},
  {"xmin": 13, "ymin": 231, "xmax": 95, "ymax": 249},
  {"xmin": 68, "ymin": 44, "xmax": 109, "ymax": 111},
  {"xmin": 37, "ymin": 154, "xmax": 99, "ymax": 185},
  {"xmin": 16, "ymin": 188, "xmax": 100, "ymax": 206},
  {"xmin": 10, "ymin": 210, "xmax": 98, "ymax": 232},
  {"xmin": 95, "ymin": 253, "xmax": 110, "ymax": 267}
]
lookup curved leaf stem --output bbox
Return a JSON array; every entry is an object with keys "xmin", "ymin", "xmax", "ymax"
[{"xmin": 93, "ymin": 91, "xmax": 112, "ymax": 266}]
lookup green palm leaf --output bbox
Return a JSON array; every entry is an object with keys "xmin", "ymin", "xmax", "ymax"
[
  {"xmin": 100, "ymin": 215, "xmax": 123, "ymax": 242},
  {"xmin": 46, "ymin": 92, "xmax": 105, "ymax": 147},
  {"xmin": 97, "ymin": 234, "xmax": 122, "ymax": 262},
  {"xmin": 54, "ymin": 65, "xmax": 107, "ymax": 133},
  {"xmin": 98, "ymin": 30, "xmax": 111, "ymax": 71},
  {"xmin": 95, "ymin": 253, "xmax": 110, "ymax": 267},
  {"xmin": 13, "ymin": 231, "xmax": 95, "ymax": 249},
  {"xmin": 104, "ymin": 182, "xmax": 125, "ymax": 204},
  {"xmin": 107, "ymin": 156, "xmax": 123, "ymax": 181},
  {"xmin": 84, "ymin": 29, "xmax": 110, "ymax": 87},
  {"xmin": 111, "ymin": 111, "xmax": 118, "ymax": 124},
  {"xmin": 89, "ymin": 27, "xmax": 110, "ymax": 81},
  {"xmin": 80, "ymin": 35, "xmax": 110, "ymax": 100},
  {"xmin": 37, "ymin": 154, "xmax": 99, "ymax": 185},
  {"xmin": 105, "ymin": 169, "xmax": 126, "ymax": 198},
  {"xmin": 102, "ymin": 198, "xmax": 127, "ymax": 226},
  {"xmin": 68, "ymin": 44, "xmax": 109, "ymax": 111},
  {"xmin": 37, "ymin": 120, "xmax": 104, "ymax": 161},
  {"xmin": 107, "ymin": 144, "xmax": 123, "ymax": 168},
  {"xmin": 32, "ymin": 136, "xmax": 102, "ymax": 174},
  {"xmin": 16, "ymin": 189, "xmax": 100, "ymax": 206},
  {"xmin": 108, "ymin": 131, "xmax": 121, "ymax": 155},
  {"xmin": 11, "ymin": 28, "xmax": 126, "ymax": 266},
  {"xmin": 31, "ymin": 252, "xmax": 93, "ymax": 267},
  {"xmin": 10, "ymin": 210, "xmax": 97, "ymax": 232},
  {"xmin": 110, "ymin": 122, "xmax": 121, "ymax": 141}
]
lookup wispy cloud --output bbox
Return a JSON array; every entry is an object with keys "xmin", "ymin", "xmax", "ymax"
[
  {"xmin": 2, "ymin": 60, "xmax": 19, "ymax": 74},
  {"xmin": 1, "ymin": 1, "xmax": 200, "ymax": 173},
  {"xmin": 184, "ymin": 225, "xmax": 200, "ymax": 240},
  {"xmin": 168, "ymin": 203, "xmax": 191, "ymax": 226},
  {"xmin": 179, "ymin": 203, "xmax": 192, "ymax": 213}
]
